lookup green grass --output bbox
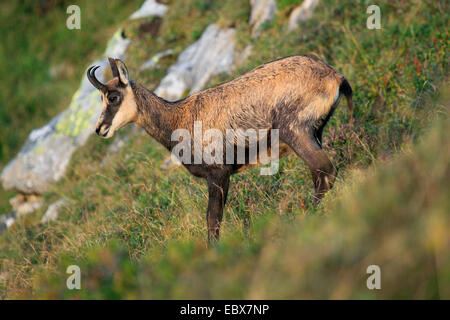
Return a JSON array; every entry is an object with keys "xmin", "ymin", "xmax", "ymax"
[{"xmin": 0, "ymin": 0, "xmax": 448, "ymax": 299}]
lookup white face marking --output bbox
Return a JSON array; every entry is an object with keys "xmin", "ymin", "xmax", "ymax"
[
  {"xmin": 95, "ymin": 86, "xmax": 138, "ymax": 139},
  {"xmin": 106, "ymin": 87, "xmax": 138, "ymax": 138}
]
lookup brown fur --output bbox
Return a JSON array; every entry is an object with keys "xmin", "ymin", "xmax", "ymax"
[{"xmin": 90, "ymin": 55, "xmax": 354, "ymax": 241}]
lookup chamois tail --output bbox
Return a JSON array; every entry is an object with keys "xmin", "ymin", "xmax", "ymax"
[{"xmin": 339, "ymin": 78, "xmax": 353, "ymax": 116}]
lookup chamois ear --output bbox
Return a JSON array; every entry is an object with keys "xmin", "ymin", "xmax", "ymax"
[
  {"xmin": 109, "ymin": 58, "xmax": 129, "ymax": 86},
  {"xmin": 108, "ymin": 57, "xmax": 119, "ymax": 78}
]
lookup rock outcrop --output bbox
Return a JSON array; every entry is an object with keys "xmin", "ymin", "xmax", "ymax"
[
  {"xmin": 249, "ymin": 0, "xmax": 277, "ymax": 38},
  {"xmin": 140, "ymin": 49, "xmax": 174, "ymax": 70},
  {"xmin": 0, "ymin": 212, "xmax": 16, "ymax": 234},
  {"xmin": 41, "ymin": 199, "xmax": 68, "ymax": 223},
  {"xmin": 129, "ymin": 0, "xmax": 167, "ymax": 20},
  {"xmin": 155, "ymin": 24, "xmax": 235, "ymax": 101}
]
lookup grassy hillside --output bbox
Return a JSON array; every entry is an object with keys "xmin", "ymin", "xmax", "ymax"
[
  {"xmin": 22, "ymin": 95, "xmax": 450, "ymax": 299},
  {"xmin": 0, "ymin": 0, "xmax": 448, "ymax": 299}
]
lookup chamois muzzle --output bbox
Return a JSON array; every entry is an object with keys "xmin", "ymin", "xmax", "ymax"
[
  {"xmin": 87, "ymin": 66, "xmax": 107, "ymax": 92},
  {"xmin": 95, "ymin": 124, "xmax": 110, "ymax": 137}
]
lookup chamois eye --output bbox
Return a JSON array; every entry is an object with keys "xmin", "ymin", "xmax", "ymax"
[{"xmin": 108, "ymin": 95, "xmax": 120, "ymax": 104}]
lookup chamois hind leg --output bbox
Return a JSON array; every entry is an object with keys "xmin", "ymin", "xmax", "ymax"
[
  {"xmin": 280, "ymin": 127, "xmax": 336, "ymax": 205},
  {"xmin": 206, "ymin": 170, "xmax": 231, "ymax": 242}
]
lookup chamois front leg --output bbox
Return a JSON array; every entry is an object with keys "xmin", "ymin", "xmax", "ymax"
[{"xmin": 206, "ymin": 172, "xmax": 230, "ymax": 242}]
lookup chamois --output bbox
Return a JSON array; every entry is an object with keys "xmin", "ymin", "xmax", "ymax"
[{"xmin": 87, "ymin": 56, "xmax": 353, "ymax": 241}]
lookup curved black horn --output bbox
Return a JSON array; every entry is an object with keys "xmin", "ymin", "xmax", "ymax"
[{"xmin": 87, "ymin": 66, "xmax": 107, "ymax": 92}]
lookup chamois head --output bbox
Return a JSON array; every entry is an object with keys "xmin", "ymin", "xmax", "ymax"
[{"xmin": 88, "ymin": 58, "xmax": 138, "ymax": 138}]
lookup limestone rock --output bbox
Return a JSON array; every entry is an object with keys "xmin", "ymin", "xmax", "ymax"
[
  {"xmin": 0, "ymin": 212, "xmax": 16, "ymax": 235},
  {"xmin": 155, "ymin": 24, "xmax": 235, "ymax": 101},
  {"xmin": 288, "ymin": 0, "xmax": 320, "ymax": 32},
  {"xmin": 140, "ymin": 49, "xmax": 174, "ymax": 70},
  {"xmin": 41, "ymin": 199, "xmax": 68, "ymax": 223},
  {"xmin": 129, "ymin": 0, "xmax": 168, "ymax": 20},
  {"xmin": 249, "ymin": 0, "xmax": 277, "ymax": 38}
]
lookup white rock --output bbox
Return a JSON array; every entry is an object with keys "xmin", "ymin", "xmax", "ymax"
[
  {"xmin": 129, "ymin": 0, "xmax": 168, "ymax": 20},
  {"xmin": 4, "ymin": 215, "xmax": 15, "ymax": 228},
  {"xmin": 140, "ymin": 49, "xmax": 174, "ymax": 70},
  {"xmin": 104, "ymin": 30, "xmax": 131, "ymax": 58},
  {"xmin": 249, "ymin": 0, "xmax": 277, "ymax": 38},
  {"xmin": 288, "ymin": 0, "xmax": 320, "ymax": 32},
  {"xmin": 41, "ymin": 199, "xmax": 68, "ymax": 223},
  {"xmin": 155, "ymin": 24, "xmax": 235, "ymax": 101},
  {"xmin": 0, "ymin": 212, "xmax": 16, "ymax": 235}
]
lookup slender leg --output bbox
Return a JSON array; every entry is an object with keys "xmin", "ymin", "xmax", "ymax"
[
  {"xmin": 281, "ymin": 128, "xmax": 336, "ymax": 205},
  {"xmin": 206, "ymin": 171, "xmax": 230, "ymax": 242}
]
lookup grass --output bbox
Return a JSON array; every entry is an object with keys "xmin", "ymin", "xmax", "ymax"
[{"xmin": 0, "ymin": 0, "xmax": 448, "ymax": 299}]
